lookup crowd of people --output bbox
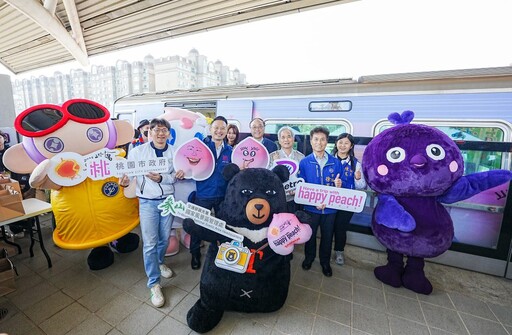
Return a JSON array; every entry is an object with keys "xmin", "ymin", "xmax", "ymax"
[
  {"xmin": 120, "ymin": 116, "xmax": 368, "ymax": 306},
  {"xmin": 1, "ymin": 116, "xmax": 366, "ymax": 308}
]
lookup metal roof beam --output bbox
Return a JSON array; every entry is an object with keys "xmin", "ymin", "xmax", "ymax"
[
  {"xmin": 62, "ymin": 0, "xmax": 88, "ymax": 54},
  {"xmin": 43, "ymin": 0, "xmax": 58, "ymax": 15},
  {"xmin": 4, "ymin": 0, "xmax": 89, "ymax": 67}
]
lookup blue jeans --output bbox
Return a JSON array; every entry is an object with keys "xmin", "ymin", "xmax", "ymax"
[{"xmin": 139, "ymin": 198, "xmax": 174, "ymax": 288}]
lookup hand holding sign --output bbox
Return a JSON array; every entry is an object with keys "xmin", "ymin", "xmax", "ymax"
[
  {"xmin": 267, "ymin": 213, "xmax": 312, "ymax": 255},
  {"xmin": 294, "ymin": 182, "xmax": 367, "ymax": 212},
  {"xmin": 157, "ymin": 194, "xmax": 244, "ymax": 242},
  {"xmin": 47, "ymin": 148, "xmax": 170, "ymax": 186},
  {"xmin": 173, "ymin": 138, "xmax": 215, "ymax": 181}
]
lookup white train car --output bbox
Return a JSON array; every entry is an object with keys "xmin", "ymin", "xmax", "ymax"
[{"xmin": 113, "ymin": 67, "xmax": 512, "ymax": 278}]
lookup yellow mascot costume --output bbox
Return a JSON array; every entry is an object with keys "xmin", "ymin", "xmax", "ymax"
[{"xmin": 3, "ymin": 99, "xmax": 140, "ymax": 270}]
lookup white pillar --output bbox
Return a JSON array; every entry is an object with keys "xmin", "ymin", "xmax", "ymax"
[{"xmin": 0, "ymin": 74, "xmax": 16, "ymax": 127}]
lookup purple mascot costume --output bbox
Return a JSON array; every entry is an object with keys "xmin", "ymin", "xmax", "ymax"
[{"xmin": 362, "ymin": 111, "xmax": 512, "ymax": 295}]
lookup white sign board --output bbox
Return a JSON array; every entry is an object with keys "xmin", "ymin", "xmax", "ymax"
[{"xmin": 294, "ymin": 182, "xmax": 367, "ymax": 213}]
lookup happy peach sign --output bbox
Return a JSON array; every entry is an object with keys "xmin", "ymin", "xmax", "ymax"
[{"xmin": 294, "ymin": 182, "xmax": 367, "ymax": 213}]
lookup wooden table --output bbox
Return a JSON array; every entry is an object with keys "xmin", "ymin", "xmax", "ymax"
[{"xmin": 0, "ymin": 198, "xmax": 53, "ymax": 268}]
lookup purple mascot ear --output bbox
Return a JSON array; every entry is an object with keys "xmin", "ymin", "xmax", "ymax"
[{"xmin": 388, "ymin": 110, "xmax": 415, "ymax": 125}]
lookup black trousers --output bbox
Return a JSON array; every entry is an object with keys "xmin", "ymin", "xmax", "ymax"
[
  {"xmin": 303, "ymin": 212, "xmax": 336, "ymax": 265},
  {"xmin": 333, "ymin": 210, "xmax": 355, "ymax": 252},
  {"xmin": 286, "ymin": 200, "xmax": 301, "ymax": 214}
]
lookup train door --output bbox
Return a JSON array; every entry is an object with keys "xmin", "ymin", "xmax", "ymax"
[{"xmin": 507, "ymin": 194, "xmax": 512, "ymax": 279}]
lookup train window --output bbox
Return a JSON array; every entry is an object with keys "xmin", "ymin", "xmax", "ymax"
[
  {"xmin": 116, "ymin": 112, "xmax": 135, "ymax": 125},
  {"xmin": 309, "ymin": 101, "xmax": 352, "ymax": 112},
  {"xmin": 265, "ymin": 119, "xmax": 352, "ymax": 154},
  {"xmin": 441, "ymin": 126, "xmax": 505, "ymax": 173},
  {"xmin": 164, "ymin": 101, "xmax": 217, "ymax": 121}
]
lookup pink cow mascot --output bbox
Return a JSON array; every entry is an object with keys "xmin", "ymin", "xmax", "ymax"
[{"xmin": 159, "ymin": 107, "xmax": 208, "ymax": 255}]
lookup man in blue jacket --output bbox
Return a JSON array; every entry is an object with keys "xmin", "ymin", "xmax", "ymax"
[
  {"xmin": 298, "ymin": 126, "xmax": 342, "ymax": 277},
  {"xmin": 189, "ymin": 116, "xmax": 233, "ymax": 269}
]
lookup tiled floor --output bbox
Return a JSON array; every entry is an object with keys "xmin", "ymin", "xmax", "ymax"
[{"xmin": 1, "ymin": 214, "xmax": 512, "ymax": 335}]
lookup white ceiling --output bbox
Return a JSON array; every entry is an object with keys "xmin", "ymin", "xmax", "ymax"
[{"xmin": 1, "ymin": 0, "xmax": 354, "ymax": 74}]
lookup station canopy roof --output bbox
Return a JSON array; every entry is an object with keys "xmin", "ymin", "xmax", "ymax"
[{"xmin": 1, "ymin": 0, "xmax": 353, "ymax": 75}]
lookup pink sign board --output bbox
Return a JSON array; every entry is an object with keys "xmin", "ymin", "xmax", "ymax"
[
  {"xmin": 231, "ymin": 137, "xmax": 269, "ymax": 169},
  {"xmin": 267, "ymin": 213, "xmax": 312, "ymax": 255},
  {"xmin": 173, "ymin": 138, "xmax": 215, "ymax": 181}
]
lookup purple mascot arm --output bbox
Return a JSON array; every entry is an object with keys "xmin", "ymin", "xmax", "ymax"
[
  {"xmin": 375, "ymin": 194, "xmax": 416, "ymax": 232},
  {"xmin": 438, "ymin": 170, "xmax": 512, "ymax": 204}
]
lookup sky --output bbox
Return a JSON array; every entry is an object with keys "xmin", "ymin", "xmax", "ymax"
[{"xmin": 1, "ymin": 0, "xmax": 512, "ymax": 84}]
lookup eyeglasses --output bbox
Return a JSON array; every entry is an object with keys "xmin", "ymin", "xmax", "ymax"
[
  {"xmin": 15, "ymin": 99, "xmax": 110, "ymax": 137},
  {"xmin": 152, "ymin": 128, "xmax": 169, "ymax": 134}
]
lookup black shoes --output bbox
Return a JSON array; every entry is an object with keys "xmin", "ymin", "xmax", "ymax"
[
  {"xmin": 191, "ymin": 253, "xmax": 201, "ymax": 270},
  {"xmin": 301, "ymin": 259, "xmax": 313, "ymax": 270},
  {"xmin": 302, "ymin": 258, "xmax": 332, "ymax": 277},
  {"xmin": 321, "ymin": 264, "xmax": 332, "ymax": 277}
]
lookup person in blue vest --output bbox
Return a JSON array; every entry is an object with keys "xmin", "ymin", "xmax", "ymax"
[
  {"xmin": 297, "ymin": 126, "xmax": 342, "ymax": 277},
  {"xmin": 331, "ymin": 133, "xmax": 366, "ymax": 266},
  {"xmin": 249, "ymin": 118, "xmax": 277, "ymax": 154},
  {"xmin": 189, "ymin": 116, "xmax": 233, "ymax": 270}
]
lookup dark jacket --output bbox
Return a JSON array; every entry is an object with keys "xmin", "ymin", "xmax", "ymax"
[
  {"xmin": 261, "ymin": 137, "xmax": 278, "ymax": 154},
  {"xmin": 196, "ymin": 138, "xmax": 233, "ymax": 199}
]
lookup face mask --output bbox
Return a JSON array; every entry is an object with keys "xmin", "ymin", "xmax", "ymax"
[{"xmin": 143, "ymin": 130, "xmax": 149, "ymax": 137}]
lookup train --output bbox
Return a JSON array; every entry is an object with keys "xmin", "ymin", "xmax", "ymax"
[{"xmin": 113, "ymin": 66, "xmax": 512, "ymax": 279}]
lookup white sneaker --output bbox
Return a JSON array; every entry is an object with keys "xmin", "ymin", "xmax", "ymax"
[
  {"xmin": 335, "ymin": 251, "xmax": 345, "ymax": 266},
  {"xmin": 159, "ymin": 264, "xmax": 173, "ymax": 278},
  {"xmin": 150, "ymin": 284, "xmax": 164, "ymax": 307}
]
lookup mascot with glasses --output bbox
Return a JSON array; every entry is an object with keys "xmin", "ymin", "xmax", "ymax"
[{"xmin": 2, "ymin": 99, "xmax": 140, "ymax": 270}]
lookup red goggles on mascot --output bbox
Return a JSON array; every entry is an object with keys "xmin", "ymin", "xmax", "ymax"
[
  {"xmin": 15, "ymin": 99, "xmax": 110, "ymax": 137},
  {"xmin": 14, "ymin": 99, "xmax": 117, "ymax": 164}
]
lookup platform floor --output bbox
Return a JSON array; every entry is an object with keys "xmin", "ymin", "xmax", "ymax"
[{"xmin": 1, "ymin": 214, "xmax": 511, "ymax": 335}]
